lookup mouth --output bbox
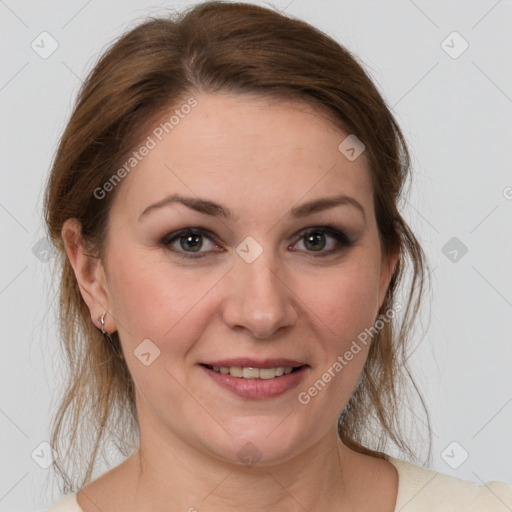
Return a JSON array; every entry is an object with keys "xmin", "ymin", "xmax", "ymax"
[
  {"xmin": 200, "ymin": 363, "xmax": 306, "ymax": 380},
  {"xmin": 199, "ymin": 362, "xmax": 309, "ymax": 399}
]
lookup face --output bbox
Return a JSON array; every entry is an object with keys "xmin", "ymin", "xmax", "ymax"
[{"xmin": 77, "ymin": 93, "xmax": 397, "ymax": 466}]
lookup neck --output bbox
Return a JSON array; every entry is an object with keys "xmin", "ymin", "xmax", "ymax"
[{"xmin": 124, "ymin": 421, "xmax": 357, "ymax": 512}]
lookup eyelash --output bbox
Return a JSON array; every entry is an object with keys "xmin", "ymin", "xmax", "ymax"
[{"xmin": 160, "ymin": 226, "xmax": 353, "ymax": 260}]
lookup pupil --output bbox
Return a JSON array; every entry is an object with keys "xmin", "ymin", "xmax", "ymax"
[
  {"xmin": 181, "ymin": 234, "xmax": 202, "ymax": 252},
  {"xmin": 305, "ymin": 232, "xmax": 325, "ymax": 251}
]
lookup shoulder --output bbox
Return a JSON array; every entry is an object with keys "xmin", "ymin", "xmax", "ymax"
[
  {"xmin": 386, "ymin": 455, "xmax": 512, "ymax": 511},
  {"xmin": 42, "ymin": 492, "xmax": 82, "ymax": 512}
]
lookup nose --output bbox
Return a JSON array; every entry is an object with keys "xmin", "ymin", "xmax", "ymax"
[{"xmin": 220, "ymin": 253, "xmax": 298, "ymax": 339}]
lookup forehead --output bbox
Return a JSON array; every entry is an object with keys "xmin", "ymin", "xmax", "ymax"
[{"xmin": 111, "ymin": 93, "xmax": 374, "ymax": 220}]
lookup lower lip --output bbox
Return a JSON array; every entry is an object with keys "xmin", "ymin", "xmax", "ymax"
[{"xmin": 200, "ymin": 365, "xmax": 308, "ymax": 399}]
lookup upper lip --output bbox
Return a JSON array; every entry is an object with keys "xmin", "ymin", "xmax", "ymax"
[{"xmin": 200, "ymin": 358, "xmax": 307, "ymax": 369}]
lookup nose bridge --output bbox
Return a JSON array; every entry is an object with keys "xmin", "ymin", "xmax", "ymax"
[{"xmin": 223, "ymin": 244, "xmax": 297, "ymax": 338}]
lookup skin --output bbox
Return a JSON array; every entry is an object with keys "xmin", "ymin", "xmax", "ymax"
[{"xmin": 63, "ymin": 92, "xmax": 400, "ymax": 512}]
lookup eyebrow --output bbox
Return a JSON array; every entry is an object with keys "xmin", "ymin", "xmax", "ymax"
[{"xmin": 138, "ymin": 193, "xmax": 366, "ymax": 223}]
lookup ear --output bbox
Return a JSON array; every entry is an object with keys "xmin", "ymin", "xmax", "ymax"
[
  {"xmin": 61, "ymin": 218, "xmax": 116, "ymax": 333},
  {"xmin": 377, "ymin": 238, "xmax": 400, "ymax": 312}
]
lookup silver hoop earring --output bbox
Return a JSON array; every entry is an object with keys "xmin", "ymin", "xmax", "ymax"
[
  {"xmin": 99, "ymin": 312, "xmax": 108, "ymax": 335},
  {"xmin": 98, "ymin": 312, "xmax": 124, "ymax": 360}
]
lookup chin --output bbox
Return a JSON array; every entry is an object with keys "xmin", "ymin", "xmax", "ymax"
[{"xmin": 200, "ymin": 424, "xmax": 311, "ymax": 468}]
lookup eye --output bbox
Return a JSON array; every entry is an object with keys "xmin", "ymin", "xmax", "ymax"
[
  {"xmin": 291, "ymin": 226, "xmax": 353, "ymax": 257},
  {"xmin": 161, "ymin": 228, "xmax": 221, "ymax": 259}
]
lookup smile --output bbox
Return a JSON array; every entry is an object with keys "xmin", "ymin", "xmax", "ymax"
[
  {"xmin": 200, "ymin": 364, "xmax": 309, "ymax": 399},
  {"xmin": 205, "ymin": 364, "xmax": 297, "ymax": 379}
]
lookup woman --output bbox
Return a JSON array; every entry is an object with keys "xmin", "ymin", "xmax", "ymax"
[{"xmin": 42, "ymin": 2, "xmax": 512, "ymax": 511}]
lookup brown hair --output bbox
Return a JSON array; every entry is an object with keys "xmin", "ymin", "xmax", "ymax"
[{"xmin": 44, "ymin": 0, "xmax": 432, "ymax": 493}]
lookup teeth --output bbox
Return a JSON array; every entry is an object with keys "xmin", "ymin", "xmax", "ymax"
[{"xmin": 211, "ymin": 366, "xmax": 296, "ymax": 379}]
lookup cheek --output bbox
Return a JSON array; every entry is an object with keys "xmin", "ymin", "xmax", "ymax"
[
  {"xmin": 105, "ymin": 251, "xmax": 220, "ymax": 407},
  {"xmin": 303, "ymin": 259, "xmax": 382, "ymax": 340},
  {"xmin": 294, "ymin": 266, "xmax": 380, "ymax": 408},
  {"xmin": 291, "ymin": 255, "xmax": 382, "ymax": 395},
  {"xmin": 106, "ymin": 246, "xmax": 223, "ymax": 355}
]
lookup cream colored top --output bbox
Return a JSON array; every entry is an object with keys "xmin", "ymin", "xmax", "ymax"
[{"xmin": 42, "ymin": 455, "xmax": 512, "ymax": 511}]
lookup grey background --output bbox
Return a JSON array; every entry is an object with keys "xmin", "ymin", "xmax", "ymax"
[{"xmin": 0, "ymin": 0, "xmax": 511, "ymax": 510}]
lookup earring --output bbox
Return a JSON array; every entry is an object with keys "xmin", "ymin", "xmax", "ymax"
[
  {"xmin": 99, "ymin": 312, "xmax": 109, "ymax": 335},
  {"xmin": 98, "ymin": 312, "xmax": 124, "ymax": 360}
]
